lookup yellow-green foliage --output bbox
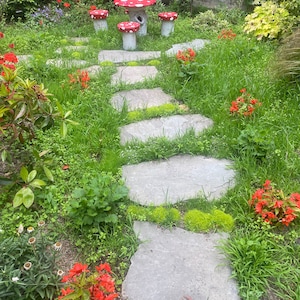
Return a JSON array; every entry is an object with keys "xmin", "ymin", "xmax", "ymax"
[
  {"xmin": 100, "ymin": 61, "xmax": 114, "ymax": 67},
  {"xmin": 183, "ymin": 210, "xmax": 212, "ymax": 232},
  {"xmin": 168, "ymin": 208, "xmax": 181, "ymax": 223},
  {"xmin": 127, "ymin": 61, "xmax": 139, "ymax": 66},
  {"xmin": 244, "ymin": 1, "xmax": 291, "ymax": 40},
  {"xmin": 149, "ymin": 207, "xmax": 168, "ymax": 223},
  {"xmin": 211, "ymin": 209, "xmax": 234, "ymax": 232},
  {"xmin": 147, "ymin": 60, "xmax": 161, "ymax": 66},
  {"xmin": 127, "ymin": 103, "xmax": 179, "ymax": 122},
  {"xmin": 127, "ymin": 205, "xmax": 148, "ymax": 221}
]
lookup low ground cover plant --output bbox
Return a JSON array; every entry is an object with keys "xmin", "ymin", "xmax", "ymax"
[{"xmin": 1, "ymin": 2, "xmax": 300, "ymax": 300}]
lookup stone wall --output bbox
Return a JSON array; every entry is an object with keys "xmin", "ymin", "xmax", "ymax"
[{"xmin": 192, "ymin": 0, "xmax": 243, "ymax": 9}]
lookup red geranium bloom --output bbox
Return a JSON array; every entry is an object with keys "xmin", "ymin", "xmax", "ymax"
[
  {"xmin": 0, "ymin": 32, "xmax": 4, "ymax": 38},
  {"xmin": 3, "ymin": 52, "xmax": 18, "ymax": 63},
  {"xmin": 96, "ymin": 263, "xmax": 112, "ymax": 273},
  {"xmin": 8, "ymin": 43, "xmax": 15, "ymax": 49},
  {"xmin": 58, "ymin": 287, "xmax": 74, "ymax": 299},
  {"xmin": 274, "ymin": 200, "xmax": 284, "ymax": 208},
  {"xmin": 57, "ymin": 0, "xmax": 62, "ymax": 3},
  {"xmin": 90, "ymin": 5, "xmax": 97, "ymax": 10},
  {"xmin": 68, "ymin": 262, "xmax": 89, "ymax": 278},
  {"xmin": 64, "ymin": 2, "xmax": 71, "ymax": 7},
  {"xmin": 240, "ymin": 88, "xmax": 246, "ymax": 93}
]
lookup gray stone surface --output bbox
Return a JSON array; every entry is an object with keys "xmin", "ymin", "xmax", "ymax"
[
  {"xmin": 122, "ymin": 155, "xmax": 235, "ymax": 205},
  {"xmin": 46, "ymin": 59, "xmax": 88, "ymax": 68},
  {"xmin": 55, "ymin": 46, "xmax": 89, "ymax": 54},
  {"xmin": 98, "ymin": 50, "xmax": 161, "ymax": 63},
  {"xmin": 83, "ymin": 65, "xmax": 102, "ymax": 76},
  {"xmin": 122, "ymin": 221, "xmax": 240, "ymax": 300},
  {"xmin": 111, "ymin": 88, "xmax": 173, "ymax": 112},
  {"xmin": 17, "ymin": 55, "xmax": 33, "ymax": 62},
  {"xmin": 120, "ymin": 114, "xmax": 213, "ymax": 144},
  {"xmin": 69, "ymin": 37, "xmax": 89, "ymax": 43},
  {"xmin": 111, "ymin": 66, "xmax": 158, "ymax": 85},
  {"xmin": 165, "ymin": 39, "xmax": 210, "ymax": 56}
]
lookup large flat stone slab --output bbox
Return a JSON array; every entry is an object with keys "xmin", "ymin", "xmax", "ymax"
[
  {"xmin": 111, "ymin": 88, "xmax": 173, "ymax": 112},
  {"xmin": 46, "ymin": 59, "xmax": 88, "ymax": 68},
  {"xmin": 122, "ymin": 221, "xmax": 240, "ymax": 300},
  {"xmin": 120, "ymin": 114, "xmax": 213, "ymax": 144},
  {"xmin": 98, "ymin": 50, "xmax": 161, "ymax": 63},
  {"xmin": 111, "ymin": 66, "xmax": 158, "ymax": 85},
  {"xmin": 122, "ymin": 155, "xmax": 235, "ymax": 205},
  {"xmin": 165, "ymin": 39, "xmax": 210, "ymax": 56}
]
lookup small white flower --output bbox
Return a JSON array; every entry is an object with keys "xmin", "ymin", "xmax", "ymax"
[
  {"xmin": 53, "ymin": 242, "xmax": 62, "ymax": 251},
  {"xmin": 57, "ymin": 269, "xmax": 64, "ymax": 276},
  {"xmin": 27, "ymin": 226, "xmax": 34, "ymax": 233},
  {"xmin": 12, "ymin": 277, "xmax": 19, "ymax": 282},
  {"xmin": 23, "ymin": 262, "xmax": 32, "ymax": 271},
  {"xmin": 38, "ymin": 220, "xmax": 45, "ymax": 227},
  {"xmin": 28, "ymin": 237, "xmax": 36, "ymax": 245},
  {"xmin": 17, "ymin": 224, "xmax": 24, "ymax": 234}
]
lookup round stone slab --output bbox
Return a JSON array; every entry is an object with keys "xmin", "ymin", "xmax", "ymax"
[
  {"xmin": 111, "ymin": 88, "xmax": 173, "ymax": 112},
  {"xmin": 122, "ymin": 221, "xmax": 240, "ymax": 300},
  {"xmin": 122, "ymin": 155, "xmax": 235, "ymax": 205},
  {"xmin": 120, "ymin": 114, "xmax": 213, "ymax": 144}
]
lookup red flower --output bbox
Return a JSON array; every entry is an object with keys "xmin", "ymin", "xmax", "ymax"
[
  {"xmin": 255, "ymin": 200, "xmax": 267, "ymax": 214},
  {"xmin": 64, "ymin": 2, "xmax": 71, "ymax": 7},
  {"xmin": 58, "ymin": 287, "xmax": 74, "ymax": 299},
  {"xmin": 8, "ymin": 43, "xmax": 15, "ymax": 49},
  {"xmin": 3, "ymin": 52, "xmax": 18, "ymax": 63},
  {"xmin": 57, "ymin": 0, "xmax": 62, "ymax": 3},
  {"xmin": 274, "ymin": 200, "xmax": 284, "ymax": 208},
  {"xmin": 96, "ymin": 263, "xmax": 112, "ymax": 273},
  {"xmin": 240, "ymin": 88, "xmax": 246, "ymax": 93},
  {"xmin": 0, "ymin": 32, "xmax": 4, "ymax": 38},
  {"xmin": 90, "ymin": 5, "xmax": 97, "ymax": 10}
]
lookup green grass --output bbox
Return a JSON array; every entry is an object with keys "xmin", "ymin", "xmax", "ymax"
[{"xmin": 1, "ymin": 4, "xmax": 300, "ymax": 299}]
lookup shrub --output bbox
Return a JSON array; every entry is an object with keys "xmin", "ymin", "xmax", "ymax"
[
  {"xmin": 243, "ymin": 1, "xmax": 292, "ymax": 40},
  {"xmin": 191, "ymin": 10, "xmax": 230, "ymax": 33},
  {"xmin": 183, "ymin": 209, "xmax": 212, "ymax": 232},
  {"xmin": 127, "ymin": 205, "xmax": 148, "ymax": 221},
  {"xmin": 211, "ymin": 209, "xmax": 234, "ymax": 232},
  {"xmin": 149, "ymin": 206, "xmax": 168, "ymax": 224},
  {"xmin": 0, "ymin": 222, "xmax": 62, "ymax": 300},
  {"xmin": 273, "ymin": 28, "xmax": 300, "ymax": 82},
  {"xmin": 66, "ymin": 173, "xmax": 128, "ymax": 227}
]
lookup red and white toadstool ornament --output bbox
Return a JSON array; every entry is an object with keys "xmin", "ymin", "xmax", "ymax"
[
  {"xmin": 89, "ymin": 9, "xmax": 109, "ymax": 31},
  {"xmin": 158, "ymin": 12, "xmax": 178, "ymax": 37},
  {"xmin": 117, "ymin": 22, "xmax": 140, "ymax": 50}
]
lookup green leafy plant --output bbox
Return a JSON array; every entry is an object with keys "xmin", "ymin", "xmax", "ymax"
[
  {"xmin": 0, "ymin": 221, "xmax": 62, "ymax": 300},
  {"xmin": 211, "ymin": 209, "xmax": 234, "ymax": 232},
  {"xmin": 66, "ymin": 173, "xmax": 128, "ymax": 227},
  {"xmin": 249, "ymin": 179, "xmax": 300, "ymax": 226},
  {"xmin": 243, "ymin": 1, "xmax": 291, "ymax": 40},
  {"xmin": 58, "ymin": 262, "xmax": 118, "ymax": 300}
]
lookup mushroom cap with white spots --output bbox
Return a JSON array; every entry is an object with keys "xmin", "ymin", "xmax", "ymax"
[
  {"xmin": 114, "ymin": 0, "xmax": 156, "ymax": 8},
  {"xmin": 89, "ymin": 9, "xmax": 109, "ymax": 19},
  {"xmin": 117, "ymin": 21, "xmax": 140, "ymax": 33},
  {"xmin": 158, "ymin": 12, "xmax": 178, "ymax": 21}
]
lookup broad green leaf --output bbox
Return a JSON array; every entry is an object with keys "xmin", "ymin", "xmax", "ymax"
[
  {"xmin": 15, "ymin": 104, "xmax": 26, "ymax": 120},
  {"xmin": 29, "ymin": 179, "xmax": 46, "ymax": 188},
  {"xmin": 20, "ymin": 166, "xmax": 28, "ymax": 182},
  {"xmin": 22, "ymin": 187, "xmax": 35, "ymax": 208},
  {"xmin": 64, "ymin": 110, "xmax": 72, "ymax": 118},
  {"xmin": 60, "ymin": 122, "xmax": 67, "ymax": 137},
  {"xmin": 1, "ymin": 150, "xmax": 7, "ymax": 162},
  {"xmin": 13, "ymin": 189, "xmax": 25, "ymax": 208},
  {"xmin": 56, "ymin": 101, "xmax": 64, "ymax": 115},
  {"xmin": 27, "ymin": 170, "xmax": 37, "ymax": 183},
  {"xmin": 43, "ymin": 166, "xmax": 54, "ymax": 182}
]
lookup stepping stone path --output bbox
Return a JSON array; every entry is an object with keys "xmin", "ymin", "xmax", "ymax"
[
  {"xmin": 106, "ymin": 40, "xmax": 239, "ymax": 299},
  {"xmin": 51, "ymin": 39, "xmax": 239, "ymax": 299}
]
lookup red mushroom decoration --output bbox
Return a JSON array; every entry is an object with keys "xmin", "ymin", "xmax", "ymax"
[{"xmin": 89, "ymin": 9, "xmax": 109, "ymax": 19}]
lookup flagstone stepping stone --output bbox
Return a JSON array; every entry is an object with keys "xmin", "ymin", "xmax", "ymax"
[
  {"xmin": 55, "ymin": 46, "xmax": 89, "ymax": 54},
  {"xmin": 83, "ymin": 65, "xmax": 102, "ymax": 76},
  {"xmin": 165, "ymin": 39, "xmax": 210, "ymax": 56},
  {"xmin": 111, "ymin": 66, "xmax": 158, "ymax": 85},
  {"xmin": 17, "ymin": 55, "xmax": 33, "ymax": 63},
  {"xmin": 120, "ymin": 114, "xmax": 213, "ymax": 145},
  {"xmin": 122, "ymin": 221, "xmax": 240, "ymax": 300},
  {"xmin": 69, "ymin": 37, "xmax": 89, "ymax": 43},
  {"xmin": 98, "ymin": 50, "xmax": 161, "ymax": 63},
  {"xmin": 46, "ymin": 59, "xmax": 88, "ymax": 68},
  {"xmin": 111, "ymin": 88, "xmax": 173, "ymax": 112},
  {"xmin": 122, "ymin": 155, "xmax": 235, "ymax": 205}
]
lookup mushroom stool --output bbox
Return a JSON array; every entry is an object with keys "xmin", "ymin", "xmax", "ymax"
[
  {"xmin": 158, "ymin": 12, "xmax": 178, "ymax": 37},
  {"xmin": 89, "ymin": 9, "xmax": 109, "ymax": 32},
  {"xmin": 117, "ymin": 22, "xmax": 140, "ymax": 50}
]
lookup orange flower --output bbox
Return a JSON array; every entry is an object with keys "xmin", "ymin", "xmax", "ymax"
[{"xmin": 64, "ymin": 2, "xmax": 71, "ymax": 8}]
